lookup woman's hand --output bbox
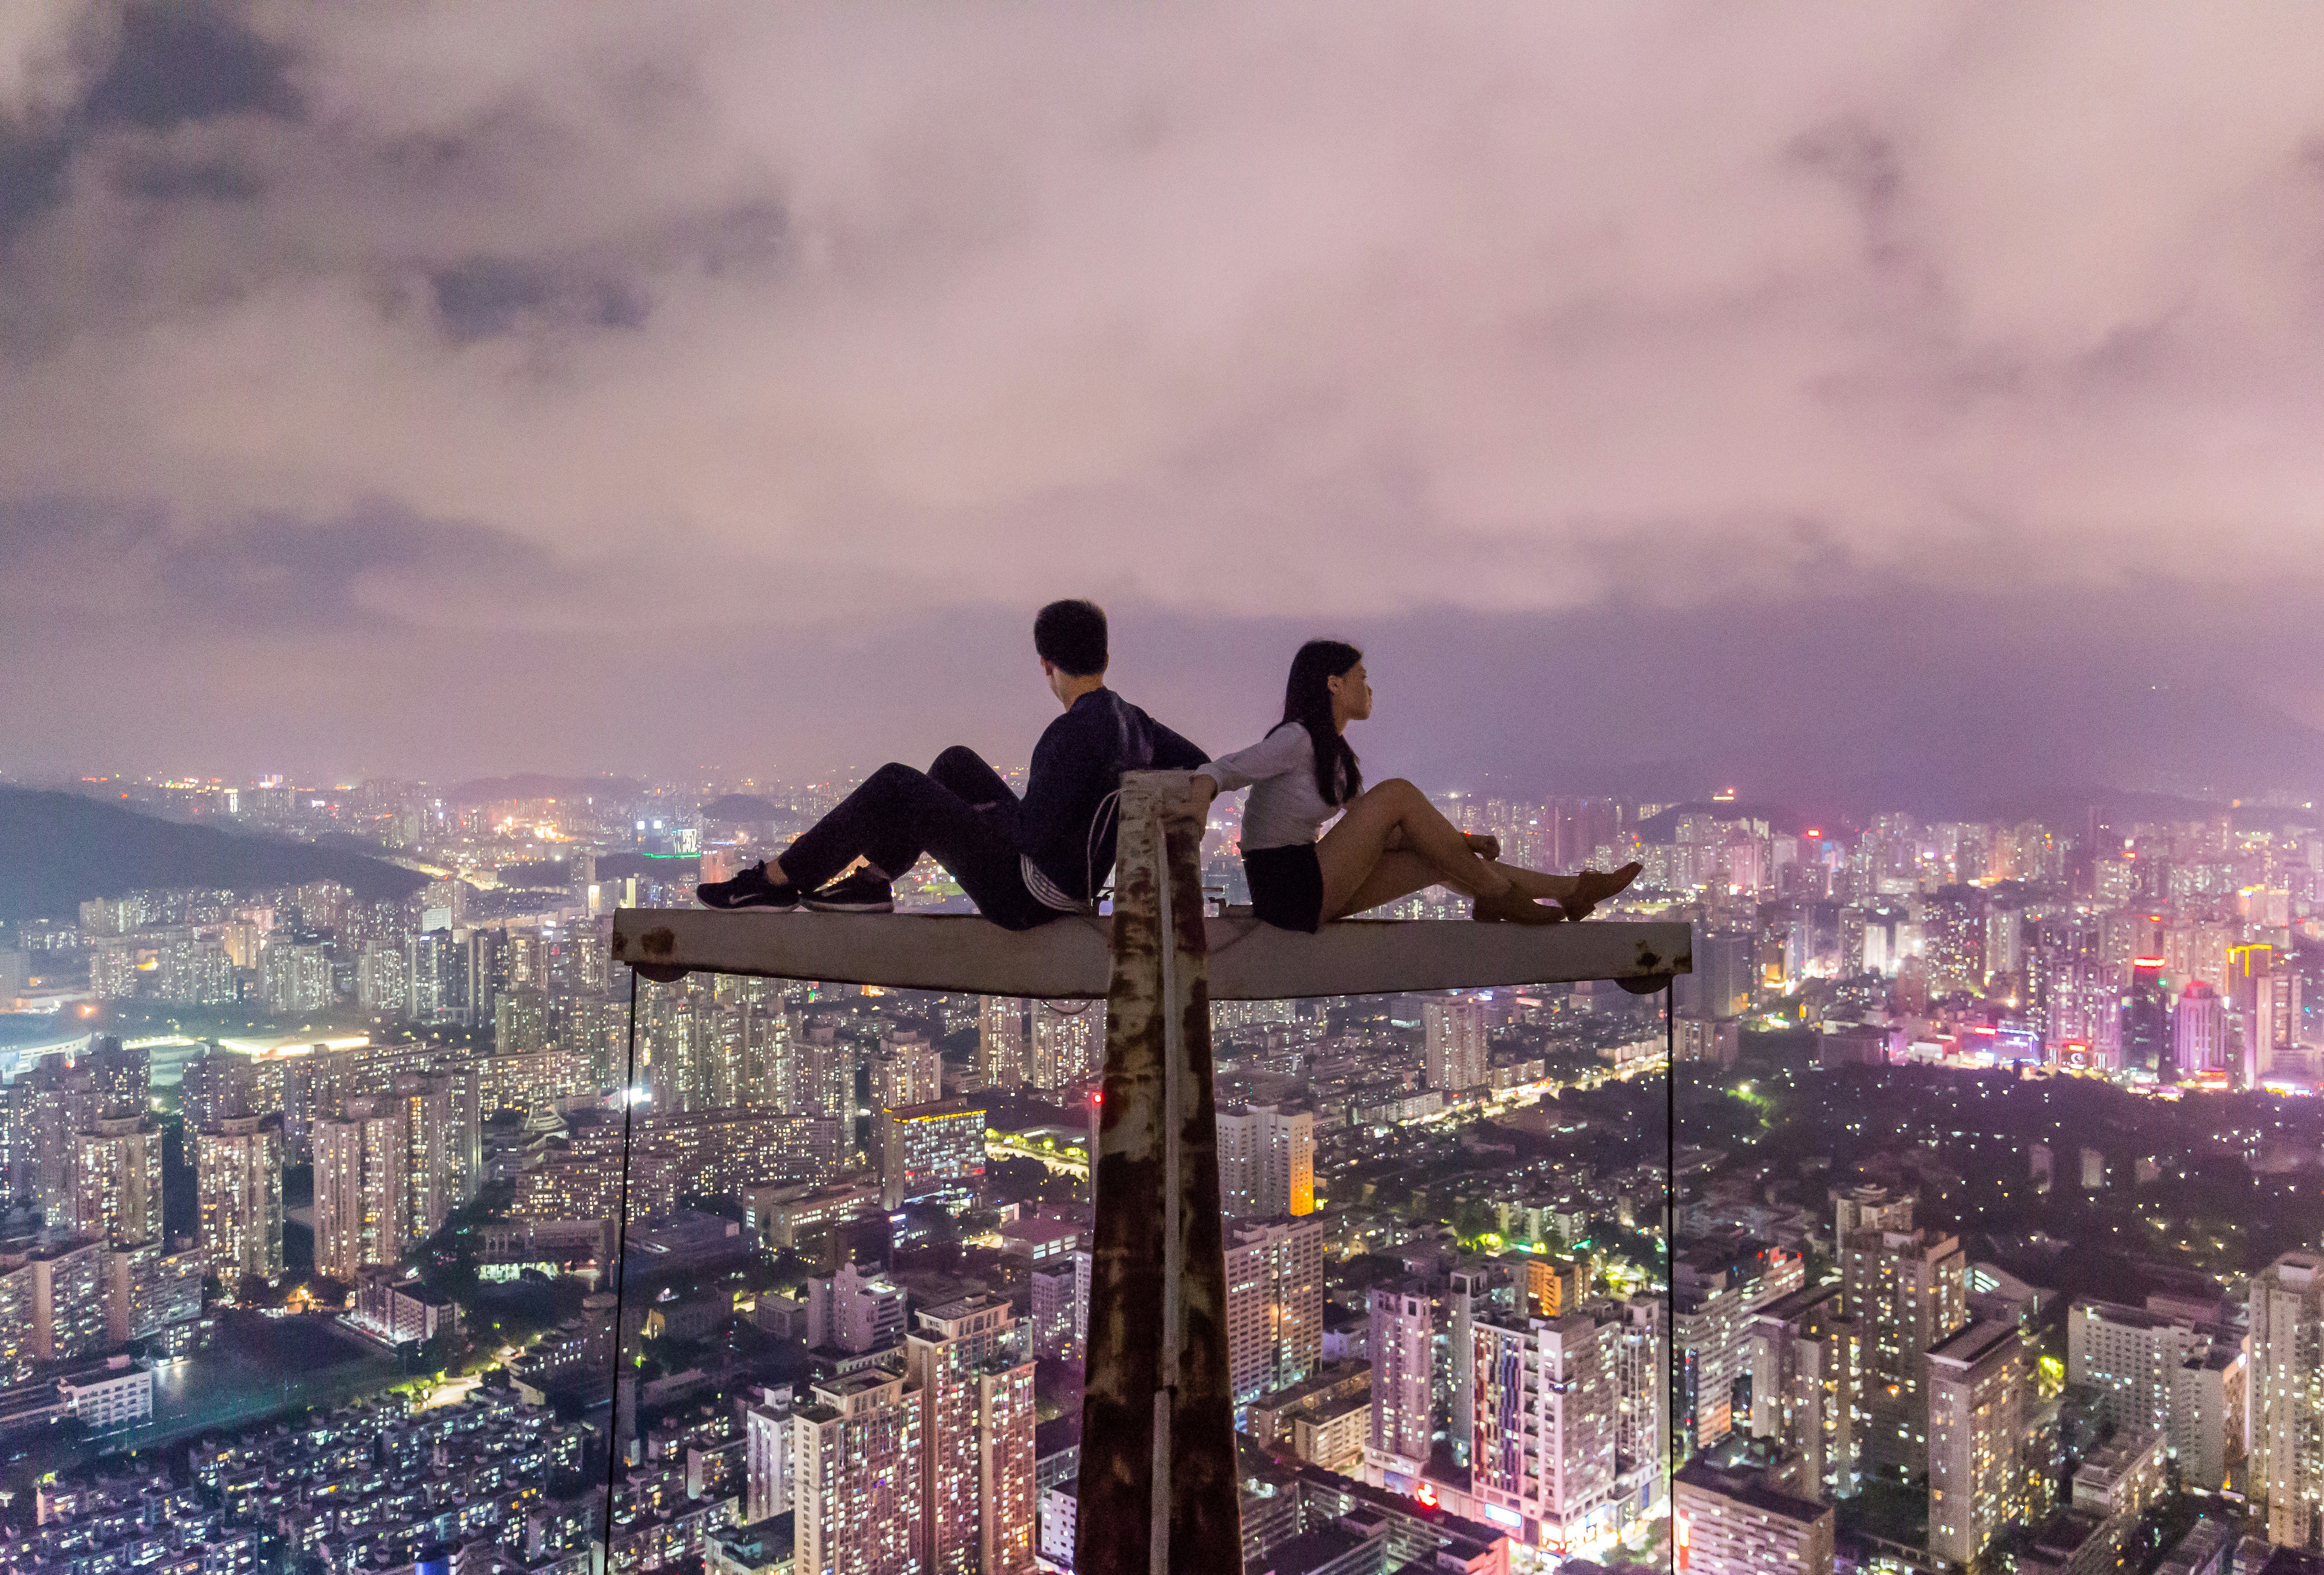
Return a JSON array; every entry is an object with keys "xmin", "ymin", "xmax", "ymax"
[
  {"xmin": 1187, "ymin": 775, "xmax": 1219, "ymax": 823},
  {"xmin": 1464, "ymin": 832, "xmax": 1501, "ymax": 861}
]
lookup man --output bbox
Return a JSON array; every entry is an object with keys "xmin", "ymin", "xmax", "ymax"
[{"xmin": 698, "ymin": 600, "xmax": 1207, "ymax": 930}]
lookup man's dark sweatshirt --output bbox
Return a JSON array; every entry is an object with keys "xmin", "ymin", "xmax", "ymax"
[{"xmin": 1019, "ymin": 688, "xmax": 1206, "ymax": 906}]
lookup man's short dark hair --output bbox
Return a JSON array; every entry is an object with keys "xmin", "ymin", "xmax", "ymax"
[{"xmin": 1034, "ymin": 600, "xmax": 1108, "ymax": 676}]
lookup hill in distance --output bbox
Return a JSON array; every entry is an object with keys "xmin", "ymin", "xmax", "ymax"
[
  {"xmin": 0, "ymin": 788, "xmax": 429, "ymax": 924},
  {"xmin": 700, "ymin": 793, "xmax": 798, "ymax": 823}
]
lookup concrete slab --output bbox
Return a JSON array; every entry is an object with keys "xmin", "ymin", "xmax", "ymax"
[{"xmin": 610, "ymin": 907, "xmax": 1689, "ymax": 999}]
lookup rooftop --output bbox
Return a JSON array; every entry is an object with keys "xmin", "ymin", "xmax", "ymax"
[
  {"xmin": 1754, "ymin": 1281, "xmax": 1846, "ymax": 1325},
  {"xmin": 1674, "ymin": 1460, "xmax": 1832, "ymax": 1526},
  {"xmin": 1928, "ymin": 1319, "xmax": 2022, "ymax": 1371},
  {"xmin": 2071, "ymin": 1297, "xmax": 2188, "ymax": 1331}
]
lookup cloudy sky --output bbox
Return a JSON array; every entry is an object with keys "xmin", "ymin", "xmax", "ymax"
[{"xmin": 4, "ymin": 2, "xmax": 2323, "ymax": 806}]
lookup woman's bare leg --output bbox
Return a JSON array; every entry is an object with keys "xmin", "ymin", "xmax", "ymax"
[
  {"xmin": 1327, "ymin": 834, "xmax": 1642, "ymax": 919},
  {"xmin": 1465, "ymin": 862, "xmax": 1643, "ymax": 907},
  {"xmin": 1315, "ymin": 779, "xmax": 1513, "ymax": 915},
  {"xmin": 1332, "ymin": 853, "xmax": 1640, "ymax": 919},
  {"xmin": 1498, "ymin": 867, "xmax": 1579, "ymax": 899},
  {"xmin": 1312, "ymin": 779, "xmax": 1578, "ymax": 926},
  {"xmin": 1331, "ymin": 851, "xmax": 1475, "ymax": 918}
]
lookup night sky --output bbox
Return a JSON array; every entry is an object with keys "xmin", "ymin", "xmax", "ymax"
[{"xmin": 5, "ymin": 4, "xmax": 2323, "ymax": 803}]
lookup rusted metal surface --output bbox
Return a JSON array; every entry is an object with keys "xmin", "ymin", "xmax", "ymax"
[
  {"xmin": 609, "ymin": 906, "xmax": 1690, "ymax": 997},
  {"xmin": 1076, "ymin": 772, "xmax": 1240, "ymax": 1575}
]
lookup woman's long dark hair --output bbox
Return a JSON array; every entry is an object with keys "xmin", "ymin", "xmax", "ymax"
[{"xmin": 1280, "ymin": 639, "xmax": 1364, "ymax": 807}]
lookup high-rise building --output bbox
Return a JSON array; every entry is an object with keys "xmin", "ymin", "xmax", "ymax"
[
  {"xmin": 904, "ymin": 1296, "xmax": 1036, "ymax": 1575},
  {"xmin": 805, "ymin": 1262, "xmax": 908, "ymax": 1354},
  {"xmin": 743, "ymin": 1385, "xmax": 795, "ymax": 1522},
  {"xmin": 1422, "ymin": 999, "xmax": 1487, "ymax": 1092},
  {"xmin": 261, "ymin": 940, "xmax": 334, "ymax": 1015},
  {"xmin": 73, "ymin": 1115, "xmax": 163, "ymax": 1247},
  {"xmin": 354, "ymin": 941, "xmax": 409, "ymax": 1013},
  {"xmin": 736, "ymin": 990, "xmax": 792, "ymax": 1107},
  {"xmin": 1063, "ymin": 1246, "xmax": 1091, "ymax": 1358},
  {"xmin": 1689, "ymin": 930, "xmax": 1756, "ymax": 1019},
  {"xmin": 1832, "ymin": 1184, "xmax": 1913, "ymax": 1241},
  {"xmin": 2045, "ymin": 956, "xmax": 2123, "ymax": 1068},
  {"xmin": 629, "ymin": 1108, "xmax": 845, "ymax": 1202},
  {"xmin": 2040, "ymin": 1429, "xmax": 2166, "ymax": 1573},
  {"xmin": 877, "ymin": 1099, "xmax": 987, "ymax": 1211},
  {"xmin": 1984, "ymin": 905, "xmax": 2025, "ymax": 985},
  {"xmin": 195, "ymin": 1115, "xmax": 285, "ymax": 1283},
  {"xmin": 1527, "ymin": 1256, "xmax": 1584, "ymax": 1319},
  {"xmin": 873, "ymin": 1034, "xmax": 943, "ymax": 1109},
  {"xmin": 2067, "ymin": 1296, "xmax": 2245, "ymax": 1489},
  {"xmin": 2228, "ymin": 944, "xmax": 2284, "ymax": 1084},
  {"xmin": 2172, "ymin": 982, "xmax": 2228, "ymax": 1079},
  {"xmin": 1674, "ymin": 1460, "xmax": 1834, "ymax": 1575},
  {"xmin": 1216, "ymin": 1103, "xmax": 1316, "ymax": 1218},
  {"xmin": 2249, "ymin": 1251, "xmax": 2324, "ymax": 1546},
  {"xmin": 389, "ymin": 1072, "xmax": 458, "ymax": 1245},
  {"xmin": 1367, "ymin": 1281, "xmax": 1434, "ymax": 1473},
  {"xmin": 1675, "ymin": 1014, "xmax": 1741, "ymax": 1067},
  {"xmin": 0, "ymin": 1238, "xmax": 110, "ymax": 1373},
  {"xmin": 103, "ymin": 1242, "xmax": 203, "ymax": 1346},
  {"xmin": 313, "ymin": 1096, "xmax": 407, "ymax": 1282},
  {"xmin": 179, "ymin": 1046, "xmax": 252, "ymax": 1128},
  {"xmin": 1926, "ymin": 1321, "xmax": 2026, "ymax": 1566},
  {"xmin": 792, "ymin": 1369, "xmax": 925, "ymax": 1575},
  {"xmin": 1747, "ymin": 1284, "xmax": 1859, "ymax": 1501},
  {"xmin": 1029, "ymin": 1003, "xmax": 1099, "ymax": 1091},
  {"xmin": 1029, "ymin": 1259, "xmax": 1082, "ymax": 1361},
  {"xmin": 81, "ymin": 1038, "xmax": 150, "ymax": 1113},
  {"xmin": 1675, "ymin": 1241, "xmax": 1806, "ymax": 1453},
  {"xmin": 1615, "ymin": 1296, "xmax": 1668, "ymax": 1485},
  {"xmin": 1226, "ymin": 1217, "xmax": 1325, "ymax": 1406},
  {"xmin": 1448, "ymin": 1267, "xmax": 1495, "ymax": 1467},
  {"xmin": 976, "ymin": 997, "xmax": 1026, "ymax": 1089},
  {"xmin": 784, "ymin": 1022, "xmax": 858, "ymax": 1120},
  {"xmin": 1921, "ymin": 892, "xmax": 1981, "ymax": 997},
  {"xmin": 13, "ymin": 1241, "xmax": 107, "ymax": 1363},
  {"xmin": 405, "ymin": 929, "xmax": 466, "ymax": 1024},
  {"xmin": 1841, "ymin": 1227, "xmax": 1966, "ymax": 1473},
  {"xmin": 10, "ymin": 1049, "xmax": 139, "ymax": 1221},
  {"xmin": 2169, "ymin": 1344, "xmax": 2247, "ymax": 1497},
  {"xmin": 1473, "ymin": 1307, "xmax": 1623, "ymax": 1553},
  {"xmin": 2122, "ymin": 960, "xmax": 2171, "ymax": 1076}
]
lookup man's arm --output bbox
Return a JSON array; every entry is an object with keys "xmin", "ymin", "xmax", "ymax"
[{"xmin": 1146, "ymin": 717, "xmax": 1208, "ymax": 772}]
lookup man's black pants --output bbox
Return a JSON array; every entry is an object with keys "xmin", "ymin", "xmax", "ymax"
[{"xmin": 775, "ymin": 746, "xmax": 1060, "ymax": 931}]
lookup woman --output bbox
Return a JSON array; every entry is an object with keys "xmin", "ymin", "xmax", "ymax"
[{"xmin": 1191, "ymin": 640, "xmax": 1641, "ymax": 931}]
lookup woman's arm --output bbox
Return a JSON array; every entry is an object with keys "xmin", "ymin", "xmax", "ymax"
[
  {"xmin": 1193, "ymin": 724, "xmax": 1310, "ymax": 793},
  {"xmin": 1189, "ymin": 724, "xmax": 1309, "ymax": 821}
]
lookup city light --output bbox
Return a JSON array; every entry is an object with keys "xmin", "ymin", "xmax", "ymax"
[{"xmin": 8, "ymin": 13, "xmax": 2318, "ymax": 1554}]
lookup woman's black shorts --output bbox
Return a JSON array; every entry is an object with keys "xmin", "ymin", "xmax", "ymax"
[{"xmin": 1243, "ymin": 843, "xmax": 1324, "ymax": 932}]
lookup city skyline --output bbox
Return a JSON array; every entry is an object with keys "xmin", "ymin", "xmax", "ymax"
[
  {"xmin": 5, "ymin": 753, "xmax": 2324, "ymax": 1574},
  {"xmin": 10, "ymin": 7, "xmax": 2324, "ymax": 1575}
]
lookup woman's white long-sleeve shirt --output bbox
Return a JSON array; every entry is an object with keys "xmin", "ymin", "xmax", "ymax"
[{"xmin": 1195, "ymin": 723, "xmax": 1340, "ymax": 850}]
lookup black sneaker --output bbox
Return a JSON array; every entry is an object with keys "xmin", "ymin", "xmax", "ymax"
[
  {"xmin": 803, "ymin": 871, "xmax": 894, "ymax": 913},
  {"xmin": 698, "ymin": 862, "xmax": 799, "ymax": 911}
]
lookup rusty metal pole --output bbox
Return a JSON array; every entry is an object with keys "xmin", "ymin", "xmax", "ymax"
[{"xmin": 1076, "ymin": 770, "xmax": 1242, "ymax": 1575}]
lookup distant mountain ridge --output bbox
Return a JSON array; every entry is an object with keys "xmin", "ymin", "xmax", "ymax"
[{"xmin": 0, "ymin": 788, "xmax": 428, "ymax": 922}]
